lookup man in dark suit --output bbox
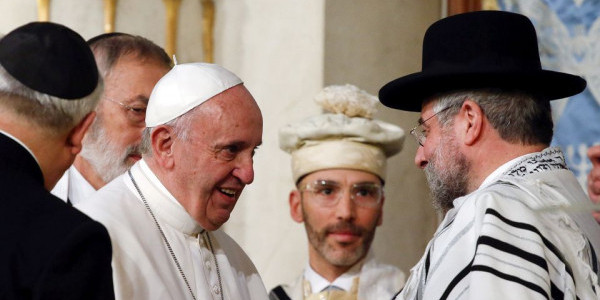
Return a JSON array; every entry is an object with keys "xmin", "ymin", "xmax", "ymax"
[{"xmin": 0, "ymin": 22, "xmax": 114, "ymax": 299}]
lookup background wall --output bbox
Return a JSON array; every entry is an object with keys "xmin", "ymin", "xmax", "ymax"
[{"xmin": 0, "ymin": 0, "xmax": 440, "ymax": 290}]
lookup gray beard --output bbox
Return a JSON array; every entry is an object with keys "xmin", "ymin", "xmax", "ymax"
[
  {"xmin": 79, "ymin": 116, "xmax": 139, "ymax": 184},
  {"xmin": 424, "ymin": 133, "xmax": 470, "ymax": 213}
]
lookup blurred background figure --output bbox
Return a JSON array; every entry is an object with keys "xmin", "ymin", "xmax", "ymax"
[{"xmin": 586, "ymin": 145, "xmax": 600, "ymax": 222}]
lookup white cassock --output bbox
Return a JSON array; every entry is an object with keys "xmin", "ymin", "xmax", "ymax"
[
  {"xmin": 51, "ymin": 165, "xmax": 95, "ymax": 205},
  {"xmin": 397, "ymin": 147, "xmax": 600, "ymax": 300},
  {"xmin": 76, "ymin": 160, "xmax": 268, "ymax": 300},
  {"xmin": 270, "ymin": 252, "xmax": 405, "ymax": 300}
]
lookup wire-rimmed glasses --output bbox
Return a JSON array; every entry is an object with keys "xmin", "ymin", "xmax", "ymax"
[
  {"xmin": 300, "ymin": 180, "xmax": 383, "ymax": 208},
  {"xmin": 105, "ymin": 98, "xmax": 147, "ymax": 126},
  {"xmin": 410, "ymin": 106, "xmax": 451, "ymax": 147}
]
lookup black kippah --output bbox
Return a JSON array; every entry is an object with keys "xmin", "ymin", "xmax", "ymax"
[{"xmin": 0, "ymin": 22, "xmax": 98, "ymax": 100}]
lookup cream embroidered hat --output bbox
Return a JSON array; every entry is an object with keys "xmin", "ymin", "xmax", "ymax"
[
  {"xmin": 279, "ymin": 84, "xmax": 405, "ymax": 183},
  {"xmin": 145, "ymin": 62, "xmax": 242, "ymax": 127}
]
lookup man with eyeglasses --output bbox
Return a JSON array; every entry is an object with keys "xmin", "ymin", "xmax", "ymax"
[
  {"xmin": 379, "ymin": 11, "xmax": 600, "ymax": 299},
  {"xmin": 51, "ymin": 33, "xmax": 171, "ymax": 205},
  {"xmin": 269, "ymin": 84, "xmax": 406, "ymax": 300}
]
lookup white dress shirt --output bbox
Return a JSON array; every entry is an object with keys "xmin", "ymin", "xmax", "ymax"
[
  {"xmin": 273, "ymin": 251, "xmax": 405, "ymax": 300},
  {"xmin": 51, "ymin": 165, "xmax": 96, "ymax": 205}
]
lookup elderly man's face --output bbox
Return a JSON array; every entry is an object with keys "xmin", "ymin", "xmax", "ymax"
[
  {"xmin": 414, "ymin": 101, "xmax": 470, "ymax": 212},
  {"xmin": 171, "ymin": 85, "xmax": 263, "ymax": 231},
  {"xmin": 291, "ymin": 169, "xmax": 383, "ymax": 269},
  {"xmin": 80, "ymin": 55, "xmax": 169, "ymax": 183}
]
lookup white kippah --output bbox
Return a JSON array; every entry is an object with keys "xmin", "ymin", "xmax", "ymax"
[
  {"xmin": 145, "ymin": 62, "xmax": 242, "ymax": 127},
  {"xmin": 279, "ymin": 84, "xmax": 405, "ymax": 182}
]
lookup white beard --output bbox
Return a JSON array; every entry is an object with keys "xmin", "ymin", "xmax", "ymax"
[{"xmin": 79, "ymin": 116, "xmax": 140, "ymax": 183}]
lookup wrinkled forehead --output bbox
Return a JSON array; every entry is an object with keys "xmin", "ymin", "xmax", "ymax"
[{"xmin": 193, "ymin": 88, "xmax": 263, "ymax": 139}]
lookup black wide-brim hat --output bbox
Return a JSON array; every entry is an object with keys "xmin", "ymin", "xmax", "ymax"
[{"xmin": 379, "ymin": 10, "xmax": 586, "ymax": 112}]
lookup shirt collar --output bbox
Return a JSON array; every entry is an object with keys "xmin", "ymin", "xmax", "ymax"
[
  {"xmin": 68, "ymin": 165, "xmax": 96, "ymax": 206},
  {"xmin": 478, "ymin": 155, "xmax": 525, "ymax": 190},
  {"xmin": 129, "ymin": 159, "xmax": 205, "ymax": 235},
  {"xmin": 450, "ymin": 150, "xmax": 541, "ymax": 213},
  {"xmin": 304, "ymin": 258, "xmax": 363, "ymax": 292}
]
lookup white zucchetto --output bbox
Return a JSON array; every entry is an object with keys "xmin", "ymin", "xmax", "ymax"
[
  {"xmin": 279, "ymin": 84, "xmax": 405, "ymax": 183},
  {"xmin": 145, "ymin": 62, "xmax": 242, "ymax": 127}
]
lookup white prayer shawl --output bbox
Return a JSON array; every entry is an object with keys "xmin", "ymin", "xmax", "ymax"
[
  {"xmin": 51, "ymin": 165, "xmax": 96, "ymax": 205},
  {"xmin": 76, "ymin": 160, "xmax": 268, "ymax": 300},
  {"xmin": 397, "ymin": 147, "xmax": 600, "ymax": 300},
  {"xmin": 276, "ymin": 252, "xmax": 405, "ymax": 300}
]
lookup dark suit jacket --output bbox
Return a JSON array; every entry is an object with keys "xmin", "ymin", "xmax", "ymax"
[{"xmin": 0, "ymin": 133, "xmax": 114, "ymax": 299}]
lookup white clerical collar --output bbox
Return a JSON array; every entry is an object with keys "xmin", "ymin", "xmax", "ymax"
[
  {"xmin": 68, "ymin": 166, "xmax": 96, "ymax": 206},
  {"xmin": 0, "ymin": 130, "xmax": 39, "ymax": 166},
  {"xmin": 304, "ymin": 258, "xmax": 363, "ymax": 292},
  {"xmin": 138, "ymin": 159, "xmax": 180, "ymax": 205},
  {"xmin": 130, "ymin": 159, "xmax": 204, "ymax": 235}
]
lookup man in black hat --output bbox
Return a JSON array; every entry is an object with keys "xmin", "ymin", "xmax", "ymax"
[
  {"xmin": 380, "ymin": 11, "xmax": 600, "ymax": 299},
  {"xmin": 0, "ymin": 22, "xmax": 114, "ymax": 299}
]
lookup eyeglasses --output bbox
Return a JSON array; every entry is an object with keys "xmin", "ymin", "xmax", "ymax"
[
  {"xmin": 410, "ymin": 106, "xmax": 451, "ymax": 147},
  {"xmin": 300, "ymin": 180, "xmax": 383, "ymax": 208},
  {"xmin": 105, "ymin": 98, "xmax": 147, "ymax": 126}
]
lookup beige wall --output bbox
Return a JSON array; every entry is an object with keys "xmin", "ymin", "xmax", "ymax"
[{"xmin": 0, "ymin": 0, "xmax": 440, "ymax": 291}]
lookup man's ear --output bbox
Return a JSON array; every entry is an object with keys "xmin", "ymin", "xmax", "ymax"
[
  {"xmin": 151, "ymin": 125, "xmax": 176, "ymax": 169},
  {"xmin": 459, "ymin": 100, "xmax": 484, "ymax": 146},
  {"xmin": 66, "ymin": 111, "xmax": 95, "ymax": 155},
  {"xmin": 289, "ymin": 190, "xmax": 304, "ymax": 223}
]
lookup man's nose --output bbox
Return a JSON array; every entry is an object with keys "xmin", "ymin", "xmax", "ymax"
[
  {"xmin": 414, "ymin": 146, "xmax": 428, "ymax": 169},
  {"xmin": 234, "ymin": 155, "xmax": 254, "ymax": 184},
  {"xmin": 335, "ymin": 190, "xmax": 356, "ymax": 221}
]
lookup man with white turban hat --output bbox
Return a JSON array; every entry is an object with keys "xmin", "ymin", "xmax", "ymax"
[
  {"xmin": 78, "ymin": 62, "xmax": 268, "ymax": 300},
  {"xmin": 269, "ymin": 84, "xmax": 406, "ymax": 300}
]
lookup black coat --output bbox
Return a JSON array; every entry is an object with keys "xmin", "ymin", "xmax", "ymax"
[{"xmin": 0, "ymin": 133, "xmax": 115, "ymax": 299}]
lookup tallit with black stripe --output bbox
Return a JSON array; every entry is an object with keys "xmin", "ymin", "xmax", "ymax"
[{"xmin": 396, "ymin": 148, "xmax": 600, "ymax": 300}]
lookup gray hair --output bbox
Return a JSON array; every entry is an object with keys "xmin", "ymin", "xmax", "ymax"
[
  {"xmin": 431, "ymin": 89, "xmax": 553, "ymax": 145},
  {"xmin": 89, "ymin": 33, "xmax": 172, "ymax": 79},
  {"xmin": 0, "ymin": 64, "xmax": 102, "ymax": 135},
  {"xmin": 140, "ymin": 105, "xmax": 201, "ymax": 156}
]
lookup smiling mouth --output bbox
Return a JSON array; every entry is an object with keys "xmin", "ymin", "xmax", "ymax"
[{"xmin": 219, "ymin": 188, "xmax": 237, "ymax": 198}]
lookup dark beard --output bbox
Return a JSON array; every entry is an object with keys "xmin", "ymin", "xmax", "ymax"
[
  {"xmin": 303, "ymin": 210, "xmax": 376, "ymax": 267},
  {"xmin": 424, "ymin": 135, "xmax": 470, "ymax": 213}
]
